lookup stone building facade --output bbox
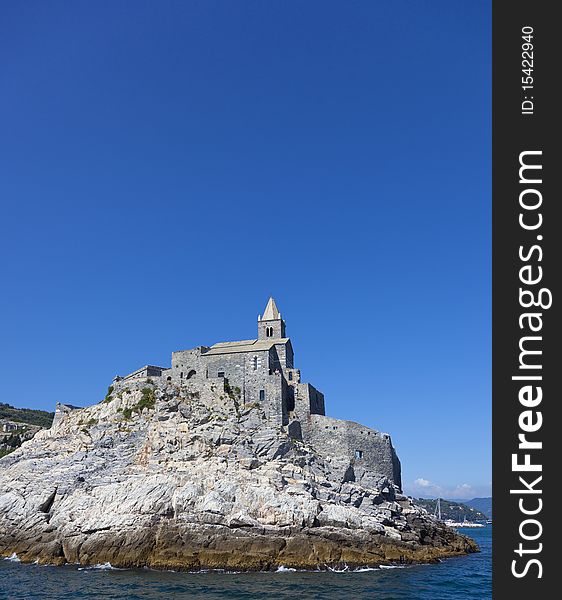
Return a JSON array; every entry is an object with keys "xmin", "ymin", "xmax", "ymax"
[{"xmin": 114, "ymin": 298, "xmax": 401, "ymax": 489}]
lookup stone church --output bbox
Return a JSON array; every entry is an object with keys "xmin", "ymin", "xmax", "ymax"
[{"xmin": 117, "ymin": 298, "xmax": 402, "ymax": 489}]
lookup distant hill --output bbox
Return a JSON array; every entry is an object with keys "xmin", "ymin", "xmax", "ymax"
[
  {"xmin": 0, "ymin": 403, "xmax": 54, "ymax": 428},
  {"xmin": 461, "ymin": 497, "xmax": 492, "ymax": 519},
  {"xmin": 1, "ymin": 403, "xmax": 54, "ymax": 459},
  {"xmin": 414, "ymin": 498, "xmax": 488, "ymax": 522}
]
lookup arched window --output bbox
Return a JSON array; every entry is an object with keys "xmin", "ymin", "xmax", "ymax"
[
  {"xmin": 167, "ymin": 376, "xmax": 172, "ymax": 381},
  {"xmin": 186, "ymin": 370, "xmax": 196, "ymax": 380}
]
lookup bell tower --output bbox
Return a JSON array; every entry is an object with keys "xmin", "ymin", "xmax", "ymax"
[{"xmin": 258, "ymin": 297, "xmax": 286, "ymax": 340}]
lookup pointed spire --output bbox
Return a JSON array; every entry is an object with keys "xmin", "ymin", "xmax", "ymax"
[{"xmin": 262, "ymin": 297, "xmax": 280, "ymax": 321}]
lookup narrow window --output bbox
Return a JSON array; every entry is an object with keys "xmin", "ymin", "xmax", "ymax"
[
  {"xmin": 259, "ymin": 390, "xmax": 265, "ymax": 401},
  {"xmin": 355, "ymin": 450, "xmax": 363, "ymax": 459},
  {"xmin": 180, "ymin": 371, "xmax": 184, "ymax": 379},
  {"xmin": 253, "ymin": 356, "xmax": 258, "ymax": 370},
  {"xmin": 288, "ymin": 371, "xmax": 293, "ymax": 381},
  {"xmin": 218, "ymin": 371, "xmax": 225, "ymax": 378}
]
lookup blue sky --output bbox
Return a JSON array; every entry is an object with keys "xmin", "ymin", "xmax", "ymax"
[{"xmin": 0, "ymin": 1, "xmax": 491, "ymax": 499}]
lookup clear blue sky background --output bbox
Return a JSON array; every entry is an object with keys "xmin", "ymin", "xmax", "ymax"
[{"xmin": 0, "ymin": 1, "xmax": 490, "ymax": 499}]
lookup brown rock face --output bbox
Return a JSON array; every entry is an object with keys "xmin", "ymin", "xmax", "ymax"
[{"xmin": 3, "ymin": 523, "xmax": 477, "ymax": 571}]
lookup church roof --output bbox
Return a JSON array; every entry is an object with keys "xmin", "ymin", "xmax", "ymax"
[
  {"xmin": 211, "ymin": 339, "xmax": 257, "ymax": 349},
  {"xmin": 261, "ymin": 297, "xmax": 281, "ymax": 321},
  {"xmin": 205, "ymin": 338, "xmax": 290, "ymax": 356}
]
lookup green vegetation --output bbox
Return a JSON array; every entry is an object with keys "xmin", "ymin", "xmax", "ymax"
[
  {"xmin": 414, "ymin": 498, "xmax": 488, "ymax": 522},
  {"xmin": 5, "ymin": 434, "xmax": 22, "ymax": 448},
  {"xmin": 0, "ymin": 403, "xmax": 54, "ymax": 428},
  {"xmin": 224, "ymin": 381, "xmax": 241, "ymax": 401},
  {"xmin": 137, "ymin": 387, "xmax": 156, "ymax": 411},
  {"xmin": 224, "ymin": 381, "xmax": 241, "ymax": 419},
  {"xmin": 463, "ymin": 497, "xmax": 492, "ymax": 519},
  {"xmin": 121, "ymin": 388, "xmax": 156, "ymax": 420},
  {"xmin": 102, "ymin": 386, "xmax": 114, "ymax": 404},
  {"xmin": 0, "ymin": 433, "xmax": 23, "ymax": 457}
]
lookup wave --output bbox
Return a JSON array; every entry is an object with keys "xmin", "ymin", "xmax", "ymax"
[
  {"xmin": 325, "ymin": 563, "xmax": 407, "ymax": 573},
  {"xmin": 77, "ymin": 562, "xmax": 122, "ymax": 571},
  {"xmin": 326, "ymin": 564, "xmax": 350, "ymax": 573},
  {"xmin": 4, "ymin": 553, "xmax": 20, "ymax": 562},
  {"xmin": 182, "ymin": 568, "xmax": 245, "ymax": 575},
  {"xmin": 51, "ymin": 561, "xmax": 409, "ymax": 574}
]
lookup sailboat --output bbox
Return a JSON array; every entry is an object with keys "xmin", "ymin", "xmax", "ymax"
[
  {"xmin": 434, "ymin": 498, "xmax": 485, "ymax": 528},
  {"xmin": 434, "ymin": 497, "xmax": 442, "ymax": 520}
]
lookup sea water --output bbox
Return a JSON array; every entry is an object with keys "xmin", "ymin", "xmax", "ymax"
[{"xmin": 0, "ymin": 526, "xmax": 491, "ymax": 600}]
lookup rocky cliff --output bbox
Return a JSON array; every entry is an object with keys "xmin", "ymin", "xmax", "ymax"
[{"xmin": 0, "ymin": 380, "xmax": 476, "ymax": 570}]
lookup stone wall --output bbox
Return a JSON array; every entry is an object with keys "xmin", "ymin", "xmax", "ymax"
[
  {"xmin": 52, "ymin": 403, "xmax": 81, "ymax": 428},
  {"xmin": 185, "ymin": 349, "xmax": 288, "ymax": 425},
  {"xmin": 292, "ymin": 383, "xmax": 325, "ymax": 420},
  {"xmin": 257, "ymin": 319, "xmax": 285, "ymax": 340},
  {"xmin": 272, "ymin": 342, "xmax": 294, "ymax": 369},
  {"xmin": 302, "ymin": 415, "xmax": 402, "ymax": 490},
  {"xmin": 170, "ymin": 348, "xmax": 208, "ymax": 381},
  {"xmin": 121, "ymin": 365, "xmax": 165, "ymax": 382},
  {"xmin": 202, "ymin": 350, "xmax": 268, "ymax": 402}
]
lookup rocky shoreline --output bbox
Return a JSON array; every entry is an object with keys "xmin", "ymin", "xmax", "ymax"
[
  {"xmin": 0, "ymin": 381, "xmax": 477, "ymax": 570},
  {"xmin": 3, "ymin": 520, "xmax": 477, "ymax": 571}
]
